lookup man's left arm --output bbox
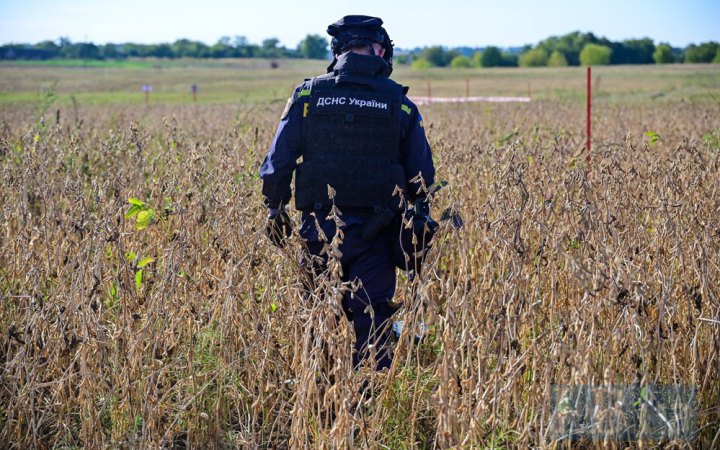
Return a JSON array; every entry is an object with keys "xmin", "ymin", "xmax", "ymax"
[{"xmin": 400, "ymin": 99, "xmax": 435, "ymax": 202}]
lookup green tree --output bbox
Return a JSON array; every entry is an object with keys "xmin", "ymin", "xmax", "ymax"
[
  {"xmin": 25, "ymin": 40, "xmax": 59, "ymax": 59},
  {"xmin": 713, "ymin": 48, "xmax": 720, "ymax": 64},
  {"xmin": 548, "ymin": 50, "xmax": 568, "ymax": 67},
  {"xmin": 210, "ymin": 37, "xmax": 233, "ymax": 58},
  {"xmin": 536, "ymin": 31, "xmax": 604, "ymax": 66},
  {"xmin": 77, "ymin": 43, "xmax": 100, "ymax": 60},
  {"xmin": 172, "ymin": 39, "xmax": 209, "ymax": 58},
  {"xmin": 233, "ymin": 35, "xmax": 255, "ymax": 57},
  {"xmin": 450, "ymin": 55, "xmax": 472, "ymax": 68},
  {"xmin": 684, "ymin": 42, "xmax": 719, "ymax": 63},
  {"xmin": 444, "ymin": 50, "xmax": 461, "ymax": 66},
  {"xmin": 153, "ymin": 43, "xmax": 174, "ymax": 58},
  {"xmin": 653, "ymin": 43, "xmax": 673, "ymax": 64},
  {"xmin": 472, "ymin": 51, "xmax": 483, "ymax": 67},
  {"xmin": 411, "ymin": 58, "xmax": 433, "ymax": 69},
  {"xmin": 580, "ymin": 44, "xmax": 612, "ymax": 65},
  {"xmin": 58, "ymin": 37, "xmax": 76, "ymax": 58},
  {"xmin": 260, "ymin": 38, "xmax": 283, "ymax": 58},
  {"xmin": 479, "ymin": 46, "xmax": 503, "ymax": 67},
  {"xmin": 611, "ymin": 38, "xmax": 655, "ymax": 64},
  {"xmin": 100, "ymin": 43, "xmax": 121, "ymax": 59},
  {"xmin": 297, "ymin": 34, "xmax": 328, "ymax": 59},
  {"xmin": 519, "ymin": 48, "xmax": 548, "ymax": 67},
  {"xmin": 394, "ymin": 53, "xmax": 410, "ymax": 65},
  {"xmin": 33, "ymin": 40, "xmax": 60, "ymax": 58},
  {"xmin": 420, "ymin": 46, "xmax": 446, "ymax": 67},
  {"xmin": 501, "ymin": 52, "xmax": 519, "ymax": 67}
]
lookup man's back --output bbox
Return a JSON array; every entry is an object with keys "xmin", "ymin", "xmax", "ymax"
[
  {"xmin": 260, "ymin": 15, "xmax": 436, "ymax": 370},
  {"xmin": 296, "ymin": 52, "xmax": 407, "ymax": 214}
]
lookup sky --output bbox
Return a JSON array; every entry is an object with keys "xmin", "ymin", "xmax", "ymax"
[{"xmin": 1, "ymin": 0, "xmax": 718, "ymax": 49}]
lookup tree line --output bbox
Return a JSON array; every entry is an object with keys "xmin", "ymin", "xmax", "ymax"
[
  {"xmin": 407, "ymin": 32, "xmax": 719, "ymax": 68},
  {"xmin": 0, "ymin": 35, "xmax": 330, "ymax": 61},
  {"xmin": 2, "ymin": 32, "xmax": 719, "ymax": 67}
]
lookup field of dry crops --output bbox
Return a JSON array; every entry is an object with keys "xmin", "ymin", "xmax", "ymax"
[{"xmin": 1, "ymin": 62, "xmax": 719, "ymax": 449}]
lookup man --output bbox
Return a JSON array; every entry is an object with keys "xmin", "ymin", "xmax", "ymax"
[{"xmin": 260, "ymin": 15, "xmax": 435, "ymax": 370}]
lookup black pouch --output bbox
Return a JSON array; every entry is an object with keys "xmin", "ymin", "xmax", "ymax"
[{"xmin": 361, "ymin": 207, "xmax": 397, "ymax": 241}]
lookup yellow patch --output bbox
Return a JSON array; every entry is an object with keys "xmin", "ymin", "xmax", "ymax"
[{"xmin": 303, "ymin": 103, "xmax": 309, "ymax": 117}]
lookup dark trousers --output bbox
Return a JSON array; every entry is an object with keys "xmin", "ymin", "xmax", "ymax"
[{"xmin": 303, "ymin": 224, "xmax": 397, "ymax": 370}]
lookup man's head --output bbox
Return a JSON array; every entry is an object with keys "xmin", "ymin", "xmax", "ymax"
[
  {"xmin": 327, "ymin": 15, "xmax": 394, "ymax": 73},
  {"xmin": 346, "ymin": 42, "xmax": 386, "ymax": 59}
]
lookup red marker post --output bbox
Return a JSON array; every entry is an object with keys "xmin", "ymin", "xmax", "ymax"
[{"xmin": 586, "ymin": 67, "xmax": 592, "ymax": 174}]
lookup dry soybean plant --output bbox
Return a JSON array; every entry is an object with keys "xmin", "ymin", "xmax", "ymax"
[{"xmin": 1, "ymin": 98, "xmax": 719, "ymax": 449}]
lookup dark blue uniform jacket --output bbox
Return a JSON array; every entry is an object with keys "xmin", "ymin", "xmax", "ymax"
[{"xmin": 260, "ymin": 52, "xmax": 435, "ymax": 242}]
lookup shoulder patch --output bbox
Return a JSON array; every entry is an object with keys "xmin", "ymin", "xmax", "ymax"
[{"xmin": 280, "ymin": 95, "xmax": 295, "ymax": 120}]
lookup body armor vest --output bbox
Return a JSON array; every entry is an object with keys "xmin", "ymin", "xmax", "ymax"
[{"xmin": 295, "ymin": 74, "xmax": 406, "ymax": 212}]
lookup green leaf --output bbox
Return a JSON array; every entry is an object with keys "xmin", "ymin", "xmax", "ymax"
[
  {"xmin": 644, "ymin": 131, "xmax": 662, "ymax": 145},
  {"xmin": 270, "ymin": 303, "xmax": 277, "ymax": 313},
  {"xmin": 125, "ymin": 204, "xmax": 141, "ymax": 219},
  {"xmin": 128, "ymin": 197, "xmax": 144, "ymax": 206},
  {"xmin": 136, "ymin": 209, "xmax": 154, "ymax": 230},
  {"xmin": 137, "ymin": 257, "xmax": 155, "ymax": 268},
  {"xmin": 135, "ymin": 270, "xmax": 143, "ymax": 290},
  {"xmin": 634, "ymin": 385, "xmax": 648, "ymax": 407},
  {"xmin": 125, "ymin": 251, "xmax": 137, "ymax": 261}
]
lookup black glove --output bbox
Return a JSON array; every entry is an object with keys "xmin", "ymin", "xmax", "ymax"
[
  {"xmin": 412, "ymin": 197, "xmax": 439, "ymax": 249},
  {"xmin": 414, "ymin": 197, "xmax": 431, "ymax": 220},
  {"xmin": 266, "ymin": 208, "xmax": 292, "ymax": 248}
]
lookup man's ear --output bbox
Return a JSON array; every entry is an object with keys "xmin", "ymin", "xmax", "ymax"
[{"xmin": 375, "ymin": 44, "xmax": 386, "ymax": 58}]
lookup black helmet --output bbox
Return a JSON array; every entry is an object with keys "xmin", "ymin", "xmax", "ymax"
[{"xmin": 327, "ymin": 15, "xmax": 394, "ymax": 73}]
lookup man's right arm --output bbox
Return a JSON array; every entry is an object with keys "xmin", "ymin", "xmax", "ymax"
[{"xmin": 260, "ymin": 85, "xmax": 306, "ymax": 208}]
